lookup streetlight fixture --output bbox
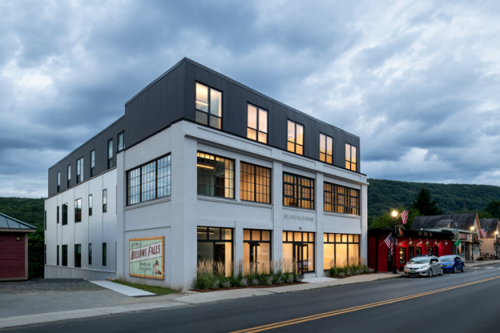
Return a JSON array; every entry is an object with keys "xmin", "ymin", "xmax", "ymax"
[
  {"xmin": 392, "ymin": 210, "xmax": 398, "ymax": 274},
  {"xmin": 470, "ymin": 226, "xmax": 475, "ymax": 262}
]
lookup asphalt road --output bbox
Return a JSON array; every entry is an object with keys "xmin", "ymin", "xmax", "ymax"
[{"xmin": 6, "ymin": 265, "xmax": 500, "ymax": 333}]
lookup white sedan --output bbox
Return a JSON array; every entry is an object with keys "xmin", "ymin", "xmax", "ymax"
[{"xmin": 404, "ymin": 256, "xmax": 443, "ymax": 277}]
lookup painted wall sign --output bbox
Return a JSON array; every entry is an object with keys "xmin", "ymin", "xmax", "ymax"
[
  {"xmin": 284, "ymin": 214, "xmax": 314, "ymax": 222},
  {"xmin": 129, "ymin": 236, "xmax": 164, "ymax": 280}
]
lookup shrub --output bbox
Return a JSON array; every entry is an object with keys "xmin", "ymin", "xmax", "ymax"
[
  {"xmin": 251, "ymin": 279, "xmax": 259, "ymax": 286},
  {"xmin": 286, "ymin": 275, "xmax": 294, "ymax": 283},
  {"xmin": 222, "ymin": 280, "xmax": 231, "ymax": 288},
  {"xmin": 211, "ymin": 279, "xmax": 220, "ymax": 290},
  {"xmin": 338, "ymin": 272, "xmax": 345, "ymax": 277},
  {"xmin": 265, "ymin": 276, "xmax": 273, "ymax": 285},
  {"xmin": 239, "ymin": 278, "xmax": 249, "ymax": 287},
  {"xmin": 345, "ymin": 269, "xmax": 351, "ymax": 276}
]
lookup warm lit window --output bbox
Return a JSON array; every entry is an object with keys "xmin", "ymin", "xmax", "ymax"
[
  {"xmin": 197, "ymin": 152, "xmax": 234, "ymax": 199},
  {"xmin": 319, "ymin": 134, "xmax": 333, "ymax": 164},
  {"xmin": 323, "ymin": 233, "xmax": 360, "ymax": 270},
  {"xmin": 90, "ymin": 150, "xmax": 95, "ymax": 177},
  {"xmin": 324, "ymin": 182, "xmax": 360, "ymax": 215},
  {"xmin": 118, "ymin": 131, "xmax": 125, "ymax": 151},
  {"xmin": 240, "ymin": 162, "xmax": 271, "ymax": 204},
  {"xmin": 195, "ymin": 83, "xmax": 222, "ymax": 129},
  {"xmin": 243, "ymin": 229, "xmax": 271, "ymax": 275},
  {"xmin": 74, "ymin": 198, "xmax": 82, "ymax": 222},
  {"xmin": 126, "ymin": 155, "xmax": 171, "ymax": 205},
  {"xmin": 108, "ymin": 139, "xmax": 114, "ymax": 168},
  {"xmin": 283, "ymin": 173, "xmax": 314, "ymax": 209},
  {"xmin": 247, "ymin": 105, "xmax": 268, "ymax": 144},
  {"xmin": 345, "ymin": 143, "xmax": 357, "ymax": 171},
  {"xmin": 287, "ymin": 120, "xmax": 304, "ymax": 155},
  {"xmin": 76, "ymin": 157, "xmax": 84, "ymax": 183}
]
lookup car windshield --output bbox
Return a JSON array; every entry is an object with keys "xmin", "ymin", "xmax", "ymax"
[
  {"xmin": 439, "ymin": 256, "xmax": 456, "ymax": 262},
  {"xmin": 409, "ymin": 258, "xmax": 428, "ymax": 264}
]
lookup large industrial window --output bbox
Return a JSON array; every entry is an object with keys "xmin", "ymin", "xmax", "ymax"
[
  {"xmin": 345, "ymin": 143, "xmax": 357, "ymax": 171},
  {"xmin": 247, "ymin": 104, "xmax": 268, "ymax": 144},
  {"xmin": 102, "ymin": 243, "xmax": 107, "ymax": 266},
  {"xmin": 67, "ymin": 164, "xmax": 71, "ymax": 187},
  {"xmin": 283, "ymin": 173, "xmax": 314, "ymax": 209},
  {"xmin": 243, "ymin": 229, "xmax": 271, "ymax": 275},
  {"xmin": 118, "ymin": 131, "xmax": 125, "ymax": 151},
  {"xmin": 287, "ymin": 120, "xmax": 304, "ymax": 155},
  {"xmin": 76, "ymin": 157, "xmax": 84, "ymax": 183},
  {"xmin": 197, "ymin": 152, "xmax": 234, "ymax": 199},
  {"xmin": 319, "ymin": 134, "xmax": 333, "ymax": 164},
  {"xmin": 88, "ymin": 194, "xmax": 93, "ymax": 216},
  {"xmin": 74, "ymin": 199, "xmax": 82, "ymax": 222},
  {"xmin": 102, "ymin": 189, "xmax": 107, "ymax": 213},
  {"xmin": 283, "ymin": 231, "xmax": 315, "ymax": 274},
  {"xmin": 197, "ymin": 227, "xmax": 233, "ymax": 277},
  {"xmin": 195, "ymin": 83, "xmax": 222, "ymax": 129},
  {"xmin": 89, "ymin": 243, "xmax": 92, "ymax": 265},
  {"xmin": 323, "ymin": 233, "xmax": 360, "ymax": 270},
  {"xmin": 57, "ymin": 206, "xmax": 59, "ymax": 224},
  {"xmin": 74, "ymin": 244, "xmax": 81, "ymax": 268},
  {"xmin": 62, "ymin": 245, "xmax": 68, "ymax": 266},
  {"xmin": 108, "ymin": 139, "xmax": 114, "ymax": 169},
  {"xmin": 57, "ymin": 171, "xmax": 60, "ymax": 192},
  {"xmin": 240, "ymin": 162, "xmax": 271, "ymax": 204},
  {"xmin": 90, "ymin": 150, "xmax": 95, "ymax": 177},
  {"xmin": 62, "ymin": 203, "xmax": 68, "ymax": 225},
  {"xmin": 324, "ymin": 183, "xmax": 360, "ymax": 215},
  {"xmin": 126, "ymin": 155, "xmax": 171, "ymax": 205}
]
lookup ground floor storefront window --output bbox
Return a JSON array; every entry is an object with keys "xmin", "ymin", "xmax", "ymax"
[
  {"xmin": 323, "ymin": 233, "xmax": 360, "ymax": 269},
  {"xmin": 197, "ymin": 227, "xmax": 233, "ymax": 276},
  {"xmin": 283, "ymin": 231, "xmax": 315, "ymax": 274},
  {"xmin": 243, "ymin": 229, "xmax": 271, "ymax": 275}
]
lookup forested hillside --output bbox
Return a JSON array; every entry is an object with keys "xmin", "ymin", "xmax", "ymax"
[
  {"xmin": 368, "ymin": 178, "xmax": 500, "ymax": 220},
  {"xmin": 0, "ymin": 197, "xmax": 45, "ymax": 227}
]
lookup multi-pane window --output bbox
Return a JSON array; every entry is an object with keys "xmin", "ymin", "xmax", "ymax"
[
  {"xmin": 240, "ymin": 162, "xmax": 271, "ymax": 204},
  {"xmin": 89, "ymin": 243, "xmax": 92, "ymax": 265},
  {"xmin": 57, "ymin": 171, "xmax": 60, "ymax": 192},
  {"xmin": 88, "ymin": 194, "xmax": 93, "ymax": 216},
  {"xmin": 319, "ymin": 134, "xmax": 333, "ymax": 164},
  {"xmin": 67, "ymin": 164, "xmax": 71, "ymax": 187},
  {"xmin": 283, "ymin": 173, "xmax": 315, "ymax": 209},
  {"xmin": 74, "ymin": 244, "xmax": 81, "ymax": 268},
  {"xmin": 57, "ymin": 206, "xmax": 59, "ymax": 224},
  {"xmin": 108, "ymin": 139, "xmax": 114, "ymax": 168},
  {"xmin": 126, "ymin": 155, "xmax": 171, "ymax": 205},
  {"xmin": 197, "ymin": 227, "xmax": 233, "ymax": 276},
  {"xmin": 243, "ymin": 229, "xmax": 271, "ymax": 275},
  {"xmin": 195, "ymin": 83, "xmax": 222, "ymax": 129},
  {"xmin": 287, "ymin": 120, "xmax": 304, "ymax": 155},
  {"xmin": 62, "ymin": 203, "xmax": 68, "ymax": 225},
  {"xmin": 118, "ymin": 131, "xmax": 125, "ymax": 151},
  {"xmin": 76, "ymin": 157, "xmax": 84, "ymax": 183},
  {"xmin": 323, "ymin": 233, "xmax": 360, "ymax": 269},
  {"xmin": 74, "ymin": 199, "xmax": 82, "ymax": 222},
  {"xmin": 62, "ymin": 245, "xmax": 68, "ymax": 266},
  {"xmin": 283, "ymin": 231, "xmax": 315, "ymax": 274},
  {"xmin": 345, "ymin": 143, "xmax": 357, "ymax": 171},
  {"xmin": 247, "ymin": 104, "xmax": 268, "ymax": 144},
  {"xmin": 90, "ymin": 150, "xmax": 95, "ymax": 177},
  {"xmin": 102, "ymin": 189, "xmax": 107, "ymax": 213},
  {"xmin": 323, "ymin": 183, "xmax": 360, "ymax": 215},
  {"xmin": 102, "ymin": 243, "xmax": 107, "ymax": 266},
  {"xmin": 197, "ymin": 152, "xmax": 234, "ymax": 199}
]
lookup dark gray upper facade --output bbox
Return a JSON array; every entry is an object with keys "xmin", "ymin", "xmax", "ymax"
[{"xmin": 48, "ymin": 58, "xmax": 361, "ymax": 197}]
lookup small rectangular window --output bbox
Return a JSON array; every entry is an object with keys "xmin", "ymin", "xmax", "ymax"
[
  {"xmin": 62, "ymin": 203, "xmax": 68, "ymax": 225},
  {"xmin": 118, "ymin": 131, "xmax": 125, "ymax": 151},
  {"xmin": 197, "ymin": 152, "xmax": 234, "ymax": 199},
  {"xmin": 62, "ymin": 245, "xmax": 68, "ymax": 266},
  {"xmin": 102, "ymin": 243, "xmax": 107, "ymax": 266},
  {"xmin": 57, "ymin": 206, "xmax": 59, "ymax": 224},
  {"xmin": 108, "ymin": 139, "xmax": 114, "ymax": 168},
  {"xmin": 240, "ymin": 162, "xmax": 271, "ymax": 204},
  {"xmin": 287, "ymin": 120, "xmax": 304, "ymax": 155},
  {"xmin": 345, "ymin": 143, "xmax": 357, "ymax": 171},
  {"xmin": 90, "ymin": 150, "xmax": 95, "ymax": 177},
  {"xmin": 195, "ymin": 83, "xmax": 222, "ymax": 129},
  {"xmin": 76, "ymin": 157, "xmax": 84, "ymax": 183},
  {"xmin": 319, "ymin": 134, "xmax": 333, "ymax": 164},
  {"xmin": 74, "ymin": 244, "xmax": 81, "ymax": 268},
  {"xmin": 89, "ymin": 243, "xmax": 92, "ymax": 265},
  {"xmin": 57, "ymin": 171, "xmax": 60, "ymax": 192},
  {"xmin": 247, "ymin": 104, "xmax": 268, "ymax": 144},
  {"xmin": 67, "ymin": 164, "xmax": 71, "ymax": 187},
  {"xmin": 103, "ymin": 189, "xmax": 107, "ymax": 213},
  {"xmin": 74, "ymin": 198, "xmax": 82, "ymax": 222},
  {"xmin": 44, "ymin": 210, "xmax": 47, "ymax": 230},
  {"xmin": 57, "ymin": 245, "xmax": 59, "ymax": 266},
  {"xmin": 283, "ymin": 172, "xmax": 314, "ymax": 209},
  {"xmin": 88, "ymin": 194, "xmax": 93, "ymax": 216}
]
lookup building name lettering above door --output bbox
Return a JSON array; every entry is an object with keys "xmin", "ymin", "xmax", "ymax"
[{"xmin": 284, "ymin": 214, "xmax": 314, "ymax": 222}]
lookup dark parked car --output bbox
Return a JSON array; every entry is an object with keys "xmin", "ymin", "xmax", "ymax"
[{"xmin": 439, "ymin": 255, "xmax": 465, "ymax": 273}]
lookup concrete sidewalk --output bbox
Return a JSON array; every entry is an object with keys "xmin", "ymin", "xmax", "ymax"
[
  {"xmin": 466, "ymin": 260, "xmax": 500, "ymax": 268},
  {"xmin": 90, "ymin": 281, "xmax": 156, "ymax": 297},
  {"xmin": 0, "ymin": 273, "xmax": 396, "ymax": 329}
]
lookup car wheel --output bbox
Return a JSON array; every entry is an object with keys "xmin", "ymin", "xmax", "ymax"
[
  {"xmin": 453, "ymin": 266, "xmax": 456, "ymax": 274},
  {"xmin": 429, "ymin": 269, "xmax": 433, "ymax": 277},
  {"xmin": 461, "ymin": 267, "xmax": 465, "ymax": 272}
]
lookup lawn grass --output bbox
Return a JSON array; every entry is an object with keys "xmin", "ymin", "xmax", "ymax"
[{"xmin": 112, "ymin": 280, "xmax": 177, "ymax": 295}]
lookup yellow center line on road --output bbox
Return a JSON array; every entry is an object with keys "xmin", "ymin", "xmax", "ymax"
[{"xmin": 231, "ymin": 275, "xmax": 500, "ymax": 333}]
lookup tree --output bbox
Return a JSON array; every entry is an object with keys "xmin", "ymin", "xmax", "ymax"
[
  {"xmin": 28, "ymin": 227, "xmax": 45, "ymax": 279},
  {"xmin": 369, "ymin": 207, "xmax": 421, "ymax": 229},
  {"xmin": 484, "ymin": 201, "xmax": 500, "ymax": 218},
  {"xmin": 413, "ymin": 188, "xmax": 442, "ymax": 216}
]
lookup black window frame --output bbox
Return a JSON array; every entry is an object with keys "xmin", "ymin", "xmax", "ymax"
[
  {"xmin": 246, "ymin": 103, "xmax": 268, "ymax": 144},
  {"xmin": 126, "ymin": 154, "xmax": 172, "ymax": 206},
  {"xmin": 67, "ymin": 164, "xmax": 71, "ymax": 187},
  {"xmin": 57, "ymin": 245, "xmax": 59, "ymax": 266},
  {"xmin": 287, "ymin": 120, "xmax": 304, "ymax": 156},
  {"xmin": 89, "ymin": 243, "xmax": 92, "ymax": 265},
  {"xmin": 57, "ymin": 206, "xmax": 59, "ymax": 224},
  {"xmin": 74, "ymin": 198, "xmax": 82, "ymax": 223},
  {"xmin": 283, "ymin": 231, "xmax": 316, "ymax": 273},
  {"xmin": 243, "ymin": 229, "xmax": 272, "ymax": 269},
  {"xmin": 197, "ymin": 227, "xmax": 234, "ymax": 274},
  {"xmin": 117, "ymin": 131, "xmax": 125, "ymax": 152},
  {"xmin": 102, "ymin": 189, "xmax": 107, "ymax": 213},
  {"xmin": 196, "ymin": 151, "xmax": 235, "ymax": 199},
  {"xmin": 44, "ymin": 210, "xmax": 46, "ymax": 230},
  {"xmin": 62, "ymin": 244, "xmax": 68, "ymax": 266},
  {"xmin": 323, "ymin": 182, "xmax": 360, "ymax": 215},
  {"xmin": 74, "ymin": 244, "xmax": 81, "ymax": 268},
  {"xmin": 76, "ymin": 157, "xmax": 84, "ymax": 183},
  {"xmin": 107, "ymin": 139, "xmax": 114, "ymax": 169},
  {"xmin": 345, "ymin": 143, "xmax": 357, "ymax": 172},
  {"xmin": 90, "ymin": 150, "xmax": 95, "ymax": 177},
  {"xmin": 57, "ymin": 171, "xmax": 60, "ymax": 193},
  {"xmin": 44, "ymin": 244, "xmax": 46, "ymax": 265},
  {"xmin": 323, "ymin": 233, "xmax": 360, "ymax": 269},
  {"xmin": 195, "ymin": 82, "xmax": 223, "ymax": 130},
  {"xmin": 102, "ymin": 242, "xmax": 107, "ymax": 266},
  {"xmin": 240, "ymin": 161, "xmax": 272, "ymax": 204},
  {"xmin": 283, "ymin": 172, "xmax": 315, "ymax": 210},
  {"xmin": 62, "ymin": 203, "xmax": 68, "ymax": 225},
  {"xmin": 88, "ymin": 194, "xmax": 93, "ymax": 216},
  {"xmin": 319, "ymin": 133, "xmax": 333, "ymax": 164}
]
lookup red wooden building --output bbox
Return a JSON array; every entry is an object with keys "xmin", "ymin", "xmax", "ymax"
[
  {"xmin": 0, "ymin": 212, "xmax": 37, "ymax": 281},
  {"xmin": 368, "ymin": 228, "xmax": 454, "ymax": 273}
]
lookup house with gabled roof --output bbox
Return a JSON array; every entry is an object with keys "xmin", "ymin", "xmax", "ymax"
[{"xmin": 479, "ymin": 218, "xmax": 500, "ymax": 257}]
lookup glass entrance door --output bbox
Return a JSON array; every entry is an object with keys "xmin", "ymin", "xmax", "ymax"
[{"xmin": 294, "ymin": 243, "xmax": 308, "ymax": 275}]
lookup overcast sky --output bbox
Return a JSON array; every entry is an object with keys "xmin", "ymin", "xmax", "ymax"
[{"xmin": 1, "ymin": 0, "xmax": 500, "ymax": 198}]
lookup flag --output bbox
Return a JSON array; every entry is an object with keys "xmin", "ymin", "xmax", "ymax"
[
  {"xmin": 480, "ymin": 227, "xmax": 488, "ymax": 239},
  {"xmin": 384, "ymin": 233, "xmax": 393, "ymax": 255},
  {"xmin": 401, "ymin": 207, "xmax": 409, "ymax": 225}
]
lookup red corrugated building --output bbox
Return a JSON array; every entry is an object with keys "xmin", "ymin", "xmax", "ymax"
[
  {"xmin": 368, "ymin": 228, "xmax": 454, "ymax": 272},
  {"xmin": 0, "ymin": 212, "xmax": 37, "ymax": 281}
]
